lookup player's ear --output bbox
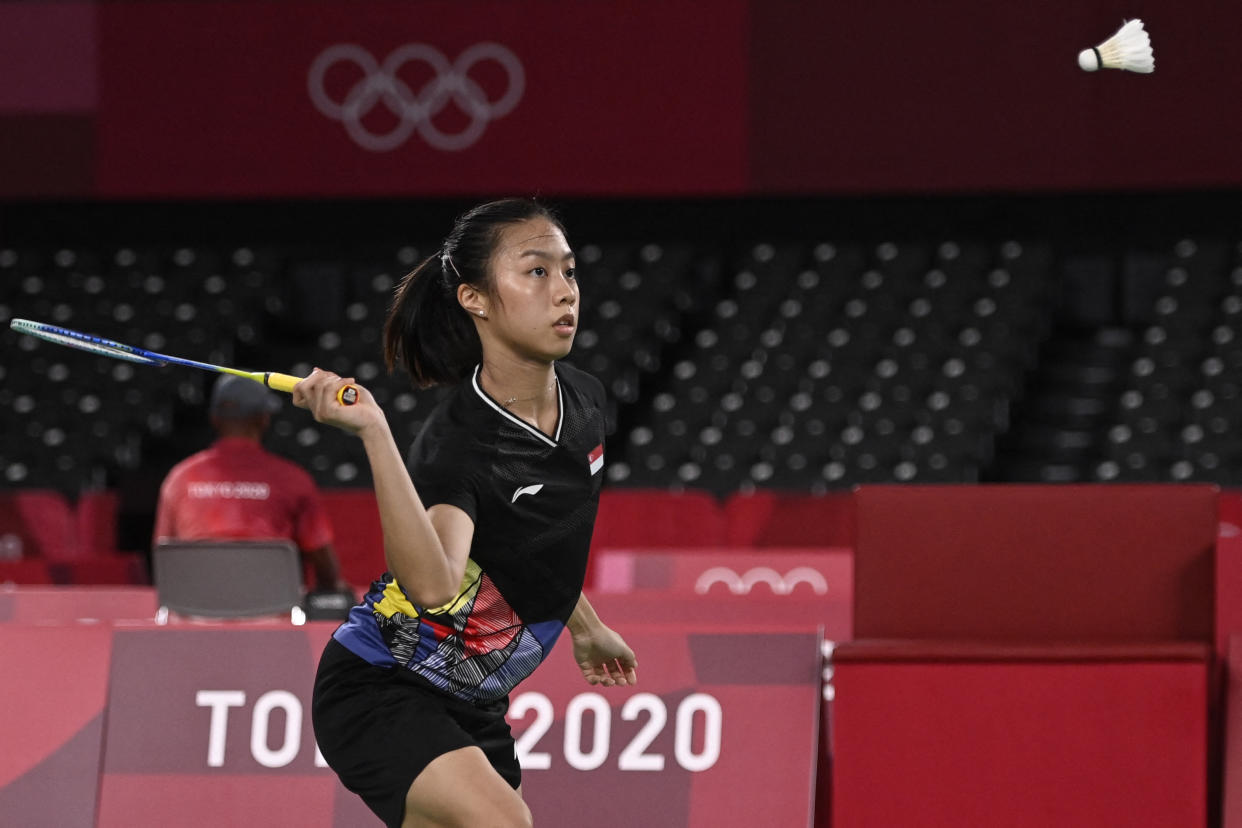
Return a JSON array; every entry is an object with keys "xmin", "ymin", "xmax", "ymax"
[{"xmin": 457, "ymin": 283, "xmax": 489, "ymax": 320}]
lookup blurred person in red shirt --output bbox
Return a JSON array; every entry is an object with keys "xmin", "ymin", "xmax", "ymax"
[{"xmin": 153, "ymin": 374, "xmax": 348, "ymax": 592}]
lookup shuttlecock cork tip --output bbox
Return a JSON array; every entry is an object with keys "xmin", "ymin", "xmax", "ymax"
[{"xmin": 1078, "ymin": 48, "xmax": 1101, "ymax": 71}]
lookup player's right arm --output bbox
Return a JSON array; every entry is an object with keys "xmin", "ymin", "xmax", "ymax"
[{"xmin": 293, "ymin": 368, "xmax": 472, "ymax": 606}]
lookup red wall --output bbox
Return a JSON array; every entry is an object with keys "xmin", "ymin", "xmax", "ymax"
[{"xmin": 2, "ymin": 0, "xmax": 1239, "ymax": 198}]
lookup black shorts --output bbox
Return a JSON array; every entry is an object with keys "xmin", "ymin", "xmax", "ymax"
[{"xmin": 312, "ymin": 637, "xmax": 521, "ymax": 828}]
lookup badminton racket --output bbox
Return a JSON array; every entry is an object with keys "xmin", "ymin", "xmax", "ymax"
[{"xmin": 9, "ymin": 318, "xmax": 359, "ymax": 406}]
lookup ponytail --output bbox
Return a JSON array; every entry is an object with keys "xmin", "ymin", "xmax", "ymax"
[{"xmin": 383, "ymin": 253, "xmax": 482, "ymax": 388}]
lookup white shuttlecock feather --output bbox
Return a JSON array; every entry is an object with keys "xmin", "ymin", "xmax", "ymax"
[{"xmin": 1078, "ymin": 19, "xmax": 1154, "ymax": 73}]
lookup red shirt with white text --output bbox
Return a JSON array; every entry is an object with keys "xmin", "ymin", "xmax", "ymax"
[{"xmin": 153, "ymin": 437, "xmax": 333, "ymax": 551}]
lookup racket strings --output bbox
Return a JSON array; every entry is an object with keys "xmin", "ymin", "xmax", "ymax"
[{"xmin": 12, "ymin": 323, "xmax": 160, "ymax": 365}]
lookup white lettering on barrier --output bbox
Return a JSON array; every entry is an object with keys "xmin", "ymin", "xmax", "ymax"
[
  {"xmin": 195, "ymin": 689, "xmax": 329, "ymax": 769},
  {"xmin": 195, "ymin": 689, "xmax": 724, "ymax": 773},
  {"xmin": 618, "ymin": 693, "xmax": 666, "ymax": 771},
  {"xmin": 251, "ymin": 690, "xmax": 302, "ymax": 768},
  {"xmin": 196, "ymin": 690, "xmax": 246, "ymax": 768},
  {"xmin": 675, "ymin": 693, "xmax": 722, "ymax": 772},
  {"xmin": 510, "ymin": 692, "xmax": 554, "ymax": 770},
  {"xmin": 510, "ymin": 691, "xmax": 722, "ymax": 772},
  {"xmin": 564, "ymin": 693, "xmax": 611, "ymax": 771}
]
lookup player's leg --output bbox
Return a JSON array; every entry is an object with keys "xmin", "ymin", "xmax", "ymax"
[{"xmin": 401, "ymin": 745, "xmax": 532, "ymax": 828}]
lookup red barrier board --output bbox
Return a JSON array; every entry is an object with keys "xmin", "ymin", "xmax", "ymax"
[
  {"xmin": 2, "ymin": 618, "xmax": 820, "ymax": 826},
  {"xmin": 94, "ymin": 0, "xmax": 748, "ymax": 198},
  {"xmin": 833, "ymin": 652, "xmax": 1209, "ymax": 828},
  {"xmin": 0, "ymin": 626, "xmax": 113, "ymax": 827},
  {"xmin": 1225, "ymin": 634, "xmax": 1242, "ymax": 828},
  {"xmin": 595, "ymin": 547, "xmax": 850, "ymax": 596},
  {"xmin": 1218, "ymin": 493, "xmax": 1242, "ymax": 662},
  {"xmin": 0, "ymin": 585, "xmax": 158, "ymax": 624},
  {"xmin": 593, "ymin": 547, "xmax": 852, "ymax": 639},
  {"xmin": 511, "ymin": 625, "xmax": 820, "ymax": 827},
  {"xmin": 95, "ymin": 624, "xmax": 377, "ymax": 827}
]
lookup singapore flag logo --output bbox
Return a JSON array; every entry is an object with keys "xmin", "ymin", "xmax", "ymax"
[{"xmin": 588, "ymin": 444, "xmax": 604, "ymax": 476}]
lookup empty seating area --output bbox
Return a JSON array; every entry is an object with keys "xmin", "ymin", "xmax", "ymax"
[
  {"xmin": 618, "ymin": 239, "xmax": 1051, "ymax": 492},
  {"xmin": 4, "ymin": 226, "xmax": 1241, "ymax": 499},
  {"xmin": 995, "ymin": 238, "xmax": 1242, "ymax": 484},
  {"xmin": 2, "ymin": 196, "xmax": 1241, "ymax": 566}
]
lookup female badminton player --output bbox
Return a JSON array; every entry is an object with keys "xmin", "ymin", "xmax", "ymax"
[{"xmin": 295, "ymin": 198, "xmax": 637, "ymax": 828}]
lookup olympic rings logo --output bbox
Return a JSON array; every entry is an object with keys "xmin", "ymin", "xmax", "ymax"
[{"xmin": 307, "ymin": 43, "xmax": 524, "ymax": 152}]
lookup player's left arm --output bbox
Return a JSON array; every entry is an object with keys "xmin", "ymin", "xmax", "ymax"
[{"xmin": 568, "ymin": 592, "xmax": 637, "ymax": 687}]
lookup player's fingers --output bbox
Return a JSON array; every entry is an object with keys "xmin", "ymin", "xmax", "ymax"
[
  {"xmin": 292, "ymin": 368, "xmax": 327, "ymax": 408},
  {"xmin": 601, "ymin": 658, "xmax": 627, "ymax": 686},
  {"xmin": 311, "ymin": 371, "xmax": 342, "ymax": 404},
  {"xmin": 308, "ymin": 370, "xmax": 352, "ymax": 420},
  {"xmin": 320, "ymin": 374, "xmax": 359, "ymax": 406}
]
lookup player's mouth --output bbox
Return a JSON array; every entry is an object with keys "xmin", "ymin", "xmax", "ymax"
[{"xmin": 553, "ymin": 313, "xmax": 576, "ymax": 335}]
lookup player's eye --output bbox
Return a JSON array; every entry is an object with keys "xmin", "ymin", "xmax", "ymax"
[
  {"xmin": 531, "ymin": 267, "xmax": 547, "ymax": 277},
  {"xmin": 565, "ymin": 267, "xmax": 577, "ymax": 280}
]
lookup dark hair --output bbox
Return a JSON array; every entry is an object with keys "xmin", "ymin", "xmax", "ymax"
[{"xmin": 383, "ymin": 198, "xmax": 566, "ymax": 388}]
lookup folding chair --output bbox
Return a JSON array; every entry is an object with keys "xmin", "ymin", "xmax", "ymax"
[{"xmin": 152, "ymin": 539, "xmax": 303, "ymax": 620}]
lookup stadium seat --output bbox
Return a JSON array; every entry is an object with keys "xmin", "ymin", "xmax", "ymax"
[{"xmin": 0, "ymin": 490, "xmax": 76, "ymax": 560}]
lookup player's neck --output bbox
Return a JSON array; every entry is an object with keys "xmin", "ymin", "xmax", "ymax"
[{"xmin": 479, "ymin": 357, "xmax": 558, "ymax": 431}]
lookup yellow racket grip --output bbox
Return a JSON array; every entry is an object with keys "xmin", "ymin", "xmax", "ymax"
[
  {"xmin": 262, "ymin": 372, "xmax": 303, "ymax": 393},
  {"xmin": 262, "ymin": 372, "xmax": 358, "ymax": 405}
]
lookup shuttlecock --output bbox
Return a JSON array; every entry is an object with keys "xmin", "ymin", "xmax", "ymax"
[{"xmin": 1078, "ymin": 19, "xmax": 1154, "ymax": 73}]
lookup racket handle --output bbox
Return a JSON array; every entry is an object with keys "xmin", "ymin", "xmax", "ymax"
[
  {"xmin": 263, "ymin": 372, "xmax": 303, "ymax": 393},
  {"xmin": 262, "ymin": 372, "xmax": 359, "ymax": 406},
  {"xmin": 336, "ymin": 385, "xmax": 360, "ymax": 406}
]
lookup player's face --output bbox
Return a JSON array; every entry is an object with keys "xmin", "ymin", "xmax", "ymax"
[{"xmin": 486, "ymin": 218, "xmax": 579, "ymax": 361}]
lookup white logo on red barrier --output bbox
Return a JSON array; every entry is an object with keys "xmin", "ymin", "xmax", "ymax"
[
  {"xmin": 307, "ymin": 43, "xmax": 524, "ymax": 152},
  {"xmin": 693, "ymin": 566, "xmax": 829, "ymax": 596}
]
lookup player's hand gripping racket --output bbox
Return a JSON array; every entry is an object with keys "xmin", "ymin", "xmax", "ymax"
[{"xmin": 10, "ymin": 319, "xmax": 359, "ymax": 406}]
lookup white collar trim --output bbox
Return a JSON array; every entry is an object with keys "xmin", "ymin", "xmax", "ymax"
[{"xmin": 471, "ymin": 365, "xmax": 562, "ymax": 447}]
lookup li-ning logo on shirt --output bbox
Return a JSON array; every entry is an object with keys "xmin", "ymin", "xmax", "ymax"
[{"xmin": 511, "ymin": 484, "xmax": 544, "ymax": 503}]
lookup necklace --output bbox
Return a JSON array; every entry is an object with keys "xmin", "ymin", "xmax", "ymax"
[{"xmin": 502, "ymin": 379, "xmax": 557, "ymax": 408}]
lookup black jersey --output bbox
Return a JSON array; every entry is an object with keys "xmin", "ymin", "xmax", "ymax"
[{"xmin": 333, "ymin": 362, "xmax": 607, "ymax": 703}]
